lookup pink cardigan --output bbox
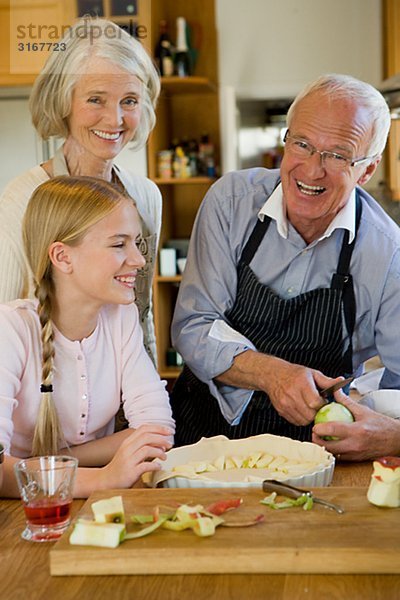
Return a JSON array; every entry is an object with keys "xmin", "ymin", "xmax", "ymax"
[{"xmin": 0, "ymin": 300, "xmax": 174, "ymax": 457}]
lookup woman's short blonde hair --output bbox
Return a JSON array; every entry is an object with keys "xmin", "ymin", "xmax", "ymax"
[{"xmin": 29, "ymin": 17, "xmax": 160, "ymax": 150}]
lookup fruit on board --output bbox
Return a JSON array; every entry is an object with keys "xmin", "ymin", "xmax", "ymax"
[
  {"xmin": 69, "ymin": 496, "xmax": 263, "ymax": 547},
  {"xmin": 91, "ymin": 495, "xmax": 125, "ymax": 523},
  {"xmin": 367, "ymin": 456, "xmax": 400, "ymax": 507},
  {"xmin": 314, "ymin": 402, "xmax": 354, "ymax": 440},
  {"xmin": 70, "ymin": 521, "xmax": 126, "ymax": 548}
]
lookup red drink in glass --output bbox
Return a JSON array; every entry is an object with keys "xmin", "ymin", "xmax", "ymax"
[
  {"xmin": 14, "ymin": 456, "xmax": 78, "ymax": 542},
  {"xmin": 23, "ymin": 498, "xmax": 72, "ymax": 527}
]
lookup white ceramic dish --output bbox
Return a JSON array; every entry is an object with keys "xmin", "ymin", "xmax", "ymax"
[
  {"xmin": 360, "ymin": 389, "xmax": 400, "ymax": 419},
  {"xmin": 145, "ymin": 434, "xmax": 335, "ymax": 489}
]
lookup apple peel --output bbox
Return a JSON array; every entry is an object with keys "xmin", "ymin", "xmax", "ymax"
[
  {"xmin": 205, "ymin": 498, "xmax": 243, "ymax": 515},
  {"xmin": 69, "ymin": 496, "xmax": 264, "ymax": 548},
  {"xmin": 260, "ymin": 492, "xmax": 314, "ymax": 511},
  {"xmin": 221, "ymin": 514, "xmax": 265, "ymax": 527}
]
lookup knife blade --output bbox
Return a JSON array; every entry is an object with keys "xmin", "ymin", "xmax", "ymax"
[
  {"xmin": 319, "ymin": 376, "xmax": 354, "ymax": 401},
  {"xmin": 262, "ymin": 480, "xmax": 345, "ymax": 514}
]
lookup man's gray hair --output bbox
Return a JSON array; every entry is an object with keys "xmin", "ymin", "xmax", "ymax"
[{"xmin": 287, "ymin": 73, "xmax": 391, "ymax": 157}]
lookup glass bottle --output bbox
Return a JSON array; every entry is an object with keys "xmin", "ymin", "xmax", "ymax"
[
  {"xmin": 155, "ymin": 20, "xmax": 174, "ymax": 77},
  {"xmin": 174, "ymin": 17, "xmax": 192, "ymax": 77}
]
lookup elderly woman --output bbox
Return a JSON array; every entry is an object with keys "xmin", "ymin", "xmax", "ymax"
[{"xmin": 0, "ymin": 17, "xmax": 160, "ymax": 361}]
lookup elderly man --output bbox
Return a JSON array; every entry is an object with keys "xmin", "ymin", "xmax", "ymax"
[{"xmin": 171, "ymin": 73, "xmax": 400, "ymax": 461}]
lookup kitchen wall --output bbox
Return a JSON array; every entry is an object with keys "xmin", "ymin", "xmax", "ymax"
[
  {"xmin": 216, "ymin": 0, "xmax": 386, "ymax": 191},
  {"xmin": 0, "ymin": 90, "xmax": 42, "ymax": 192},
  {"xmin": 216, "ymin": 0, "xmax": 382, "ymax": 97}
]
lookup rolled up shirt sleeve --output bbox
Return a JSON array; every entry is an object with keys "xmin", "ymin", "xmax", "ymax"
[{"xmin": 171, "ymin": 174, "xmax": 265, "ymax": 424}]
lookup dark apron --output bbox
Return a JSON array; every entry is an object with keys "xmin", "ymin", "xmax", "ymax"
[{"xmin": 170, "ymin": 195, "xmax": 362, "ymax": 446}]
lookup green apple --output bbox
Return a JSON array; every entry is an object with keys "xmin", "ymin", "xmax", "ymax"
[{"xmin": 314, "ymin": 402, "xmax": 354, "ymax": 440}]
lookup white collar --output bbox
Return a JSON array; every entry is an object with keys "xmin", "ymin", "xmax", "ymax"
[{"xmin": 258, "ymin": 183, "xmax": 356, "ymax": 244}]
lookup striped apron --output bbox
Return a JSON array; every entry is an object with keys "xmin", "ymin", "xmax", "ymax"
[{"xmin": 170, "ymin": 195, "xmax": 362, "ymax": 446}]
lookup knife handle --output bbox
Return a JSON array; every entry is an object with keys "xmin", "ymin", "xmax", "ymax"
[{"xmin": 262, "ymin": 480, "xmax": 310, "ymax": 499}]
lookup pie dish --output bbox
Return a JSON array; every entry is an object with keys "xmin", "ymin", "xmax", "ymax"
[{"xmin": 144, "ymin": 434, "xmax": 335, "ymax": 489}]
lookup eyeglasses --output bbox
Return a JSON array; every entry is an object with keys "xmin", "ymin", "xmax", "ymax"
[{"xmin": 283, "ymin": 130, "xmax": 376, "ymax": 172}]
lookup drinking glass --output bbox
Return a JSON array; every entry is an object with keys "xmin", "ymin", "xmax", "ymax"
[{"xmin": 14, "ymin": 455, "xmax": 78, "ymax": 542}]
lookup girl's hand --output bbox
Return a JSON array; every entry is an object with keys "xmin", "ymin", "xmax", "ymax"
[{"xmin": 99, "ymin": 424, "xmax": 173, "ymax": 489}]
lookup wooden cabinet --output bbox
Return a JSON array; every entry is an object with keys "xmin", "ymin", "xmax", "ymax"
[
  {"xmin": 147, "ymin": 0, "xmax": 220, "ymax": 378},
  {"xmin": 0, "ymin": 0, "xmax": 75, "ymax": 86},
  {"xmin": 0, "ymin": 0, "xmax": 151, "ymax": 86},
  {"xmin": 383, "ymin": 0, "xmax": 400, "ymax": 199}
]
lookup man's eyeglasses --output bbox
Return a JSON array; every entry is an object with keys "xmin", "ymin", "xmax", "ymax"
[{"xmin": 283, "ymin": 130, "xmax": 376, "ymax": 172}]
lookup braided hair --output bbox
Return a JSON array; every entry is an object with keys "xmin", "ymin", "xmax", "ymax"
[{"xmin": 22, "ymin": 175, "xmax": 126, "ymax": 456}]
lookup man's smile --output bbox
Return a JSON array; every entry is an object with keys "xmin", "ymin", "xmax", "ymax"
[{"xmin": 296, "ymin": 179, "xmax": 326, "ymax": 196}]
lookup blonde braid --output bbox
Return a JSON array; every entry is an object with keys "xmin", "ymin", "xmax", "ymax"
[{"xmin": 31, "ymin": 279, "xmax": 65, "ymax": 456}]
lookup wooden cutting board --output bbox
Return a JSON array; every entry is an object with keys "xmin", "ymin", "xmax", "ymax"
[{"xmin": 50, "ymin": 487, "xmax": 400, "ymax": 575}]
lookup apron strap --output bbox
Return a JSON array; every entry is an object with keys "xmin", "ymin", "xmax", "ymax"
[
  {"xmin": 333, "ymin": 192, "xmax": 362, "ymax": 279},
  {"xmin": 330, "ymin": 192, "xmax": 363, "ymax": 374},
  {"xmin": 241, "ymin": 178, "xmax": 281, "ymax": 265},
  {"xmin": 241, "ymin": 217, "xmax": 271, "ymax": 265}
]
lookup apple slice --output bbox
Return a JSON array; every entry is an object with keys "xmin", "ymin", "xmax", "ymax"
[
  {"xmin": 70, "ymin": 521, "xmax": 126, "ymax": 548},
  {"xmin": 224, "ymin": 457, "xmax": 237, "ymax": 470},
  {"xmin": 367, "ymin": 456, "xmax": 400, "ymax": 507},
  {"xmin": 243, "ymin": 451, "xmax": 262, "ymax": 468},
  {"xmin": 91, "ymin": 495, "xmax": 125, "ymax": 524},
  {"xmin": 213, "ymin": 455, "xmax": 226, "ymax": 470},
  {"xmin": 230, "ymin": 455, "xmax": 244, "ymax": 469},
  {"xmin": 255, "ymin": 453, "xmax": 274, "ymax": 468}
]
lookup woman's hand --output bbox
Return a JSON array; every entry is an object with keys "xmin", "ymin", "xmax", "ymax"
[{"xmin": 98, "ymin": 424, "xmax": 173, "ymax": 489}]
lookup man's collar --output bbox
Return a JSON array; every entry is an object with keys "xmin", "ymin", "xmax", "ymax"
[{"xmin": 258, "ymin": 183, "xmax": 356, "ymax": 244}]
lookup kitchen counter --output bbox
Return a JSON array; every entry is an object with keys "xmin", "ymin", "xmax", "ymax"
[{"xmin": 1, "ymin": 461, "xmax": 400, "ymax": 600}]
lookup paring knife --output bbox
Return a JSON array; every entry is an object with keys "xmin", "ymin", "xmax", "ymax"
[
  {"xmin": 319, "ymin": 376, "xmax": 354, "ymax": 401},
  {"xmin": 262, "ymin": 480, "xmax": 345, "ymax": 514}
]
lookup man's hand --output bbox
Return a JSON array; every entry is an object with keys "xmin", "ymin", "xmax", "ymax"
[
  {"xmin": 218, "ymin": 350, "xmax": 342, "ymax": 425},
  {"xmin": 258, "ymin": 356, "xmax": 342, "ymax": 425},
  {"xmin": 312, "ymin": 391, "xmax": 400, "ymax": 460}
]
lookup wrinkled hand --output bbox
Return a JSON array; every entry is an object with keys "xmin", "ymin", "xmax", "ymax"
[
  {"xmin": 101, "ymin": 424, "xmax": 173, "ymax": 488},
  {"xmin": 312, "ymin": 391, "xmax": 400, "ymax": 461},
  {"xmin": 262, "ymin": 357, "xmax": 343, "ymax": 426}
]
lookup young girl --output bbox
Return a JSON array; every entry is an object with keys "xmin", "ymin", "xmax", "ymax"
[{"xmin": 0, "ymin": 176, "xmax": 174, "ymax": 497}]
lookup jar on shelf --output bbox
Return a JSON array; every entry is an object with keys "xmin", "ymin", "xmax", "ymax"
[{"xmin": 157, "ymin": 150, "xmax": 173, "ymax": 179}]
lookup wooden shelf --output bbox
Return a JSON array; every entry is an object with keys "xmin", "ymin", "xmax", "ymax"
[
  {"xmin": 161, "ymin": 76, "xmax": 217, "ymax": 94},
  {"xmin": 159, "ymin": 367, "xmax": 182, "ymax": 379},
  {"xmin": 154, "ymin": 177, "xmax": 216, "ymax": 185},
  {"xmin": 155, "ymin": 275, "xmax": 182, "ymax": 283},
  {"xmin": 150, "ymin": 0, "xmax": 220, "ymax": 381}
]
